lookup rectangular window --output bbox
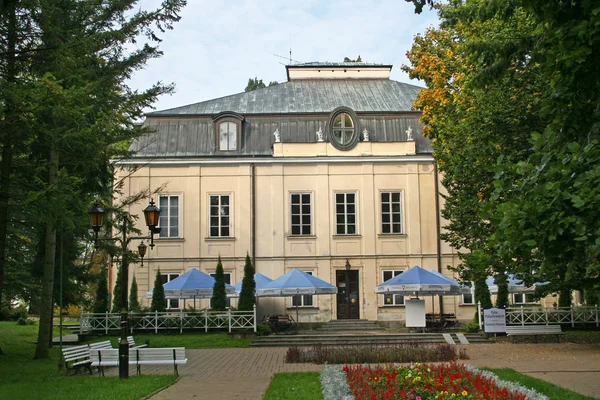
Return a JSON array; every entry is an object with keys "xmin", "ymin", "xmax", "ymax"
[
  {"xmin": 209, "ymin": 272, "xmax": 232, "ymax": 309},
  {"xmin": 382, "ymin": 270, "xmax": 405, "ymax": 306},
  {"xmin": 335, "ymin": 192, "xmax": 357, "ymax": 235},
  {"xmin": 292, "ymin": 271, "xmax": 314, "ymax": 307},
  {"xmin": 381, "ymin": 191, "xmax": 402, "ymax": 234},
  {"xmin": 209, "ymin": 195, "xmax": 231, "ymax": 237},
  {"xmin": 161, "ymin": 273, "xmax": 180, "ymax": 309},
  {"xmin": 513, "ymin": 293, "xmax": 536, "ymax": 304},
  {"xmin": 462, "ymin": 293, "xmax": 474, "ymax": 305},
  {"xmin": 158, "ymin": 195, "xmax": 180, "ymax": 238},
  {"xmin": 219, "ymin": 121, "xmax": 237, "ymax": 151},
  {"xmin": 290, "ymin": 193, "xmax": 312, "ymax": 236}
]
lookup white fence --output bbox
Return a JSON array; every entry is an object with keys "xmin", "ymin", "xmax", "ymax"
[
  {"xmin": 80, "ymin": 306, "xmax": 256, "ymax": 334},
  {"xmin": 478, "ymin": 303, "xmax": 599, "ymax": 327}
]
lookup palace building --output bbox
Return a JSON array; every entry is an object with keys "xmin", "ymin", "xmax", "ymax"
[{"xmin": 114, "ymin": 62, "xmax": 480, "ymax": 325}]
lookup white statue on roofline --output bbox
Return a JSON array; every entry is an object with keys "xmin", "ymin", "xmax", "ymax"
[
  {"xmin": 316, "ymin": 126, "xmax": 324, "ymax": 142},
  {"xmin": 273, "ymin": 128, "xmax": 281, "ymax": 143},
  {"xmin": 406, "ymin": 126, "xmax": 414, "ymax": 141},
  {"xmin": 363, "ymin": 128, "xmax": 369, "ymax": 142}
]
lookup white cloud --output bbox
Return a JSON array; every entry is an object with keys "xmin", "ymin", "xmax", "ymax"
[{"xmin": 129, "ymin": 0, "xmax": 439, "ymax": 112}]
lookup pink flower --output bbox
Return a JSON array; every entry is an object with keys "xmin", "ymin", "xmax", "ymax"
[{"xmin": 416, "ymin": 397, "xmax": 421, "ymax": 400}]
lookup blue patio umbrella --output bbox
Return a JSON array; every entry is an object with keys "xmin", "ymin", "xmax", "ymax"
[
  {"xmin": 485, "ymin": 275, "xmax": 547, "ymax": 294},
  {"xmin": 256, "ymin": 268, "xmax": 337, "ymax": 297},
  {"xmin": 375, "ymin": 265, "xmax": 461, "ymax": 296},
  {"xmin": 145, "ymin": 268, "xmax": 235, "ymax": 299},
  {"xmin": 255, "ymin": 268, "xmax": 337, "ymax": 329},
  {"xmin": 428, "ymin": 270, "xmax": 472, "ymax": 295},
  {"xmin": 232, "ymin": 273, "xmax": 273, "ymax": 296}
]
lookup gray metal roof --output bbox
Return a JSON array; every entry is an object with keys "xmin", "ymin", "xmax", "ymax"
[
  {"xmin": 147, "ymin": 80, "xmax": 423, "ymax": 117},
  {"xmin": 131, "ymin": 114, "xmax": 432, "ymax": 158}
]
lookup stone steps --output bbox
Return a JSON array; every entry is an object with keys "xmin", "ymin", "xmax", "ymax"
[{"xmin": 250, "ymin": 333, "xmax": 488, "ymax": 347}]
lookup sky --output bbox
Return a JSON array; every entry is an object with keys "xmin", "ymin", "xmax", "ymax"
[{"xmin": 130, "ymin": 0, "xmax": 439, "ymax": 113}]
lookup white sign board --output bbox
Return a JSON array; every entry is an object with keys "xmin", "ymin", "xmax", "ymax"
[
  {"xmin": 483, "ymin": 307, "xmax": 506, "ymax": 334},
  {"xmin": 405, "ymin": 299, "xmax": 426, "ymax": 328}
]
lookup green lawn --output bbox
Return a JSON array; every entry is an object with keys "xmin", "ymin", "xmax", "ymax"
[
  {"xmin": 98, "ymin": 332, "xmax": 253, "ymax": 348},
  {"xmin": 485, "ymin": 368, "xmax": 597, "ymax": 400},
  {"xmin": 263, "ymin": 372, "xmax": 322, "ymax": 400},
  {"xmin": 0, "ymin": 321, "xmax": 176, "ymax": 400}
]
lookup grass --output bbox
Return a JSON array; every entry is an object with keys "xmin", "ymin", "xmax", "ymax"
[
  {"xmin": 485, "ymin": 368, "xmax": 597, "ymax": 400},
  {"xmin": 0, "ymin": 321, "xmax": 176, "ymax": 400},
  {"xmin": 263, "ymin": 372, "xmax": 322, "ymax": 400},
  {"xmin": 97, "ymin": 332, "xmax": 253, "ymax": 348}
]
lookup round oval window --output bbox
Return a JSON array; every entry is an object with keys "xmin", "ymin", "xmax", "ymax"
[{"xmin": 328, "ymin": 108, "xmax": 359, "ymax": 150}]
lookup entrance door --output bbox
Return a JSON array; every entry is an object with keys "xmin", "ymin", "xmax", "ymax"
[{"xmin": 336, "ymin": 270, "xmax": 360, "ymax": 319}]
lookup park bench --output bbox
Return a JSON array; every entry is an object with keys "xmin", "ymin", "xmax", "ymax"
[
  {"xmin": 127, "ymin": 336, "xmax": 148, "ymax": 348},
  {"xmin": 90, "ymin": 347, "xmax": 187, "ymax": 376},
  {"xmin": 62, "ymin": 344, "xmax": 93, "ymax": 375},
  {"xmin": 62, "ymin": 341, "xmax": 113, "ymax": 375},
  {"xmin": 265, "ymin": 314, "xmax": 293, "ymax": 332},
  {"xmin": 506, "ymin": 325, "xmax": 564, "ymax": 343}
]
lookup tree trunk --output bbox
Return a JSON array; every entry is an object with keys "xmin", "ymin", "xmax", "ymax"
[
  {"xmin": 0, "ymin": 0, "xmax": 17, "ymax": 310},
  {"xmin": 34, "ymin": 145, "xmax": 58, "ymax": 359}
]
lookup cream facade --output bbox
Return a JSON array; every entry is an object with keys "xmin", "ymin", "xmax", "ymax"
[{"xmin": 114, "ymin": 62, "xmax": 479, "ymax": 325}]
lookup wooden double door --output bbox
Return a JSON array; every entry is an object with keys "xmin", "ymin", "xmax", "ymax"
[{"xmin": 336, "ymin": 270, "xmax": 360, "ymax": 319}]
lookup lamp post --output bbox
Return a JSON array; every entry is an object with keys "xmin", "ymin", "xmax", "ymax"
[{"xmin": 88, "ymin": 200, "xmax": 161, "ymax": 379}]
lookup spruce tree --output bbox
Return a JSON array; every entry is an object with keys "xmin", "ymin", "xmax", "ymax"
[
  {"xmin": 93, "ymin": 267, "xmax": 109, "ymax": 314},
  {"xmin": 558, "ymin": 287, "xmax": 572, "ymax": 308},
  {"xmin": 111, "ymin": 266, "xmax": 123, "ymax": 312},
  {"xmin": 237, "ymin": 253, "xmax": 256, "ymax": 311},
  {"xmin": 474, "ymin": 275, "xmax": 492, "ymax": 308},
  {"xmin": 151, "ymin": 270, "xmax": 166, "ymax": 312},
  {"xmin": 129, "ymin": 276, "xmax": 141, "ymax": 312},
  {"xmin": 211, "ymin": 256, "xmax": 227, "ymax": 311},
  {"xmin": 495, "ymin": 273, "xmax": 509, "ymax": 308}
]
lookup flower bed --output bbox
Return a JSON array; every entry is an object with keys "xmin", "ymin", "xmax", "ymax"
[
  {"xmin": 286, "ymin": 343, "xmax": 468, "ymax": 364},
  {"xmin": 343, "ymin": 363, "xmax": 546, "ymax": 400}
]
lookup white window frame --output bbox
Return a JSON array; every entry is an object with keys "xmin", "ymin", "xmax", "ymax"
[
  {"xmin": 208, "ymin": 194, "xmax": 232, "ymax": 238},
  {"xmin": 512, "ymin": 293, "xmax": 536, "ymax": 305},
  {"xmin": 289, "ymin": 192, "xmax": 312, "ymax": 236},
  {"xmin": 217, "ymin": 120, "xmax": 239, "ymax": 151},
  {"xmin": 158, "ymin": 194, "xmax": 181, "ymax": 238},
  {"xmin": 292, "ymin": 271, "xmax": 314, "ymax": 307},
  {"xmin": 381, "ymin": 270, "xmax": 405, "ymax": 306},
  {"xmin": 209, "ymin": 271, "xmax": 232, "ymax": 309},
  {"xmin": 334, "ymin": 191, "xmax": 358, "ymax": 235},
  {"xmin": 380, "ymin": 190, "xmax": 403, "ymax": 234},
  {"xmin": 161, "ymin": 273, "xmax": 180, "ymax": 309},
  {"xmin": 461, "ymin": 292, "xmax": 475, "ymax": 305}
]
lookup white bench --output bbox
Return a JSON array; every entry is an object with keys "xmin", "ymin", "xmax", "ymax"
[
  {"xmin": 90, "ymin": 347, "xmax": 187, "ymax": 376},
  {"xmin": 62, "ymin": 344, "xmax": 93, "ymax": 375},
  {"xmin": 127, "ymin": 336, "xmax": 148, "ymax": 348},
  {"xmin": 506, "ymin": 325, "xmax": 564, "ymax": 343}
]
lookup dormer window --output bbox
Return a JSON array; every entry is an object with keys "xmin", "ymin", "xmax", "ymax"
[
  {"xmin": 218, "ymin": 121, "xmax": 238, "ymax": 151},
  {"xmin": 333, "ymin": 113, "xmax": 355, "ymax": 145},
  {"xmin": 212, "ymin": 111, "xmax": 244, "ymax": 153},
  {"xmin": 328, "ymin": 107, "xmax": 359, "ymax": 150}
]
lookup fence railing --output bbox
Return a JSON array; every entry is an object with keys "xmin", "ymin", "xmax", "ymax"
[
  {"xmin": 477, "ymin": 303, "xmax": 599, "ymax": 327},
  {"xmin": 80, "ymin": 306, "xmax": 256, "ymax": 334}
]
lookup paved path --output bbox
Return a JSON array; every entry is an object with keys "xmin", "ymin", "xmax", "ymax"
[{"xmin": 104, "ymin": 344, "xmax": 600, "ymax": 399}]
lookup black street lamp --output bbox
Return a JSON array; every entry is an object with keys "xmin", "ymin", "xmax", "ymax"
[
  {"xmin": 137, "ymin": 241, "xmax": 147, "ymax": 267},
  {"xmin": 90, "ymin": 199, "xmax": 160, "ymax": 379}
]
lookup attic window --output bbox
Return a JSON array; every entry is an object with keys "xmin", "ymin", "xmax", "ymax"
[
  {"xmin": 328, "ymin": 107, "xmax": 359, "ymax": 150},
  {"xmin": 218, "ymin": 120, "xmax": 238, "ymax": 151},
  {"xmin": 212, "ymin": 111, "xmax": 244, "ymax": 152}
]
